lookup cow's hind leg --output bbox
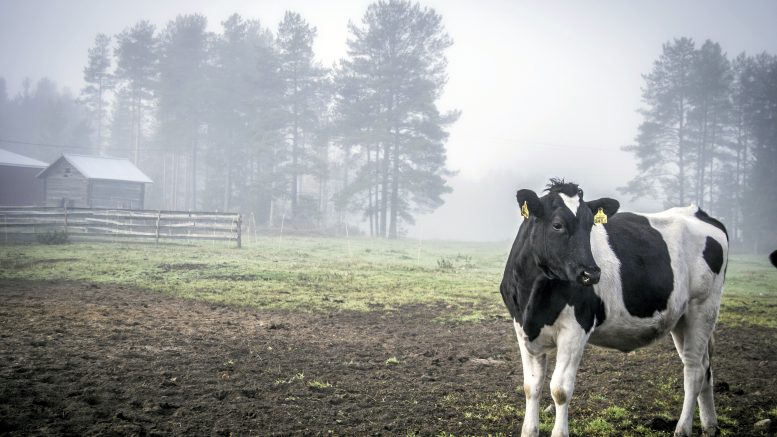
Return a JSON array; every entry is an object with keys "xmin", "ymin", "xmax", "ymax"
[
  {"xmin": 697, "ymin": 336, "xmax": 717, "ymax": 436},
  {"xmin": 672, "ymin": 306, "xmax": 718, "ymax": 437}
]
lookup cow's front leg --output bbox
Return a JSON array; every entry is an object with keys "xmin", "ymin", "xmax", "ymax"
[
  {"xmin": 515, "ymin": 324, "xmax": 547, "ymax": 437},
  {"xmin": 549, "ymin": 327, "xmax": 589, "ymax": 437}
]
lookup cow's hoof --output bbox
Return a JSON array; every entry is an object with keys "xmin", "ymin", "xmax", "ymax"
[{"xmin": 702, "ymin": 425, "xmax": 719, "ymax": 437}]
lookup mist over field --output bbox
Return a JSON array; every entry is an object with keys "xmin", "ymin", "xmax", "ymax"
[{"xmin": 1, "ymin": 0, "xmax": 777, "ymax": 247}]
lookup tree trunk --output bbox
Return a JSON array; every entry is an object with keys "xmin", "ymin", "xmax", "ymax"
[
  {"xmin": 366, "ymin": 145, "xmax": 374, "ymax": 237},
  {"xmin": 678, "ymin": 98, "xmax": 686, "ymax": 205},
  {"xmin": 697, "ymin": 100, "xmax": 708, "ymax": 208},
  {"xmin": 223, "ymin": 153, "xmax": 231, "ymax": 211},
  {"xmin": 291, "ymin": 67, "xmax": 299, "ymax": 218},
  {"xmin": 380, "ymin": 143, "xmax": 389, "ymax": 238},
  {"xmin": 388, "ymin": 127, "xmax": 400, "ymax": 239}
]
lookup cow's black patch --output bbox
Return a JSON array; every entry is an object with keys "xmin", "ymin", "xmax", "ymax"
[
  {"xmin": 695, "ymin": 209, "xmax": 728, "ymax": 241},
  {"xmin": 703, "ymin": 237, "xmax": 724, "ymax": 274},
  {"xmin": 501, "ymin": 275, "xmax": 605, "ymax": 341},
  {"xmin": 500, "ymin": 228, "xmax": 606, "ymax": 341},
  {"xmin": 770, "ymin": 250, "xmax": 777, "ymax": 269},
  {"xmin": 603, "ymin": 213, "xmax": 674, "ymax": 318}
]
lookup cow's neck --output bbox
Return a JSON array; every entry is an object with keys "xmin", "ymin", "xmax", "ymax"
[{"xmin": 515, "ymin": 239, "xmax": 551, "ymax": 297}]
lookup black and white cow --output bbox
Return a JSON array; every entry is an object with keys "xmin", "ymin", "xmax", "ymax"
[{"xmin": 500, "ymin": 179, "xmax": 728, "ymax": 437}]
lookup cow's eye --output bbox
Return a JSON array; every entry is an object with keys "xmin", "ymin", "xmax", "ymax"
[{"xmin": 552, "ymin": 222, "xmax": 564, "ymax": 231}]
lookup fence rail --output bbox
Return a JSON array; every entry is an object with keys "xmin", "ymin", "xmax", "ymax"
[{"xmin": 0, "ymin": 206, "xmax": 242, "ymax": 247}]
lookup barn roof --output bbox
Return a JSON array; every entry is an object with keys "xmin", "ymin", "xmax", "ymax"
[
  {"xmin": 37, "ymin": 154, "xmax": 153, "ymax": 183},
  {"xmin": 0, "ymin": 148, "xmax": 48, "ymax": 168}
]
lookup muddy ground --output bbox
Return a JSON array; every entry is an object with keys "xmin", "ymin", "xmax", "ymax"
[{"xmin": 0, "ymin": 279, "xmax": 775, "ymax": 436}]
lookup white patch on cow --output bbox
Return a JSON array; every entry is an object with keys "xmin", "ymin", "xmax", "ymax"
[
  {"xmin": 588, "ymin": 221, "xmax": 679, "ymax": 351},
  {"xmin": 559, "ymin": 193, "xmax": 580, "ymax": 216}
]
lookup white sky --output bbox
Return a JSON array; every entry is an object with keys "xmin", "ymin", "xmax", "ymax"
[{"xmin": 2, "ymin": 0, "xmax": 777, "ymax": 240}]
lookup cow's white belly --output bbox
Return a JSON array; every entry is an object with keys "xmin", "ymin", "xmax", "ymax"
[{"xmin": 588, "ymin": 307, "xmax": 682, "ymax": 352}]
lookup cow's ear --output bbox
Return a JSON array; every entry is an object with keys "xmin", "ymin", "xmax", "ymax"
[
  {"xmin": 516, "ymin": 189, "xmax": 543, "ymax": 219},
  {"xmin": 586, "ymin": 198, "xmax": 620, "ymax": 218}
]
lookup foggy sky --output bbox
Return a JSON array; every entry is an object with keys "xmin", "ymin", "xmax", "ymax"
[{"xmin": 2, "ymin": 0, "xmax": 777, "ymax": 241}]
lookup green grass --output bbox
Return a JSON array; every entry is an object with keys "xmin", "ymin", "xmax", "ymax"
[
  {"xmin": 0, "ymin": 238, "xmax": 775, "ymax": 327},
  {"xmin": 719, "ymin": 254, "xmax": 777, "ymax": 328},
  {"xmin": 0, "ymin": 237, "xmax": 510, "ymax": 322}
]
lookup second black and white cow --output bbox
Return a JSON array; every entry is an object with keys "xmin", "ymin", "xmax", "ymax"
[{"xmin": 500, "ymin": 179, "xmax": 728, "ymax": 437}]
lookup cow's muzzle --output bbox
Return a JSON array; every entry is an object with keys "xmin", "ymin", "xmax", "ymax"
[{"xmin": 577, "ymin": 266, "xmax": 601, "ymax": 286}]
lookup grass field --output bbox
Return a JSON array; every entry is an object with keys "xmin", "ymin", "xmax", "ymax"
[
  {"xmin": 1, "ymin": 237, "xmax": 776, "ymax": 436},
  {"xmin": 1, "ymin": 236, "xmax": 775, "ymax": 327}
]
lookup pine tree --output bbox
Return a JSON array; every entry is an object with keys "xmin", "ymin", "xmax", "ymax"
[
  {"xmin": 621, "ymin": 38, "xmax": 697, "ymax": 207},
  {"xmin": 80, "ymin": 33, "xmax": 113, "ymax": 153},
  {"xmin": 688, "ymin": 40, "xmax": 732, "ymax": 210},
  {"xmin": 113, "ymin": 21, "xmax": 157, "ymax": 164},
  {"xmin": 739, "ymin": 53, "xmax": 777, "ymax": 250},
  {"xmin": 276, "ymin": 11, "xmax": 327, "ymax": 222},
  {"xmin": 156, "ymin": 14, "xmax": 209, "ymax": 209},
  {"xmin": 204, "ymin": 14, "xmax": 284, "ymax": 217},
  {"xmin": 2, "ymin": 78, "xmax": 91, "ymax": 161},
  {"xmin": 336, "ymin": 0, "xmax": 458, "ymax": 238},
  {"xmin": 727, "ymin": 53, "xmax": 755, "ymax": 242}
]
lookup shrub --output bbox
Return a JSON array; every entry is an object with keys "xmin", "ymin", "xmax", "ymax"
[{"xmin": 36, "ymin": 230, "xmax": 68, "ymax": 245}]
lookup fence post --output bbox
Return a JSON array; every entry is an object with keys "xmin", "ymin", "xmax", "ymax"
[
  {"xmin": 63, "ymin": 204, "xmax": 68, "ymax": 235},
  {"xmin": 155, "ymin": 210, "xmax": 161, "ymax": 245},
  {"xmin": 236, "ymin": 213, "xmax": 242, "ymax": 248}
]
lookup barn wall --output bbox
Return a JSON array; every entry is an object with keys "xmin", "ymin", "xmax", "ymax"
[
  {"xmin": 0, "ymin": 165, "xmax": 45, "ymax": 206},
  {"xmin": 42, "ymin": 159, "xmax": 88, "ymax": 207},
  {"xmin": 90, "ymin": 180, "xmax": 144, "ymax": 209}
]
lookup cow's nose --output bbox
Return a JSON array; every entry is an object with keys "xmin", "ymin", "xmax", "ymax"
[{"xmin": 578, "ymin": 266, "xmax": 601, "ymax": 286}]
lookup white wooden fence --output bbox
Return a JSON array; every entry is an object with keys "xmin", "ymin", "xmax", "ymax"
[{"xmin": 0, "ymin": 206, "xmax": 242, "ymax": 247}]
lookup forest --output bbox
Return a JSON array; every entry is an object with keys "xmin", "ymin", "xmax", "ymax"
[
  {"xmin": 621, "ymin": 38, "xmax": 777, "ymax": 251},
  {"xmin": 0, "ymin": 2, "xmax": 776, "ymax": 247},
  {"xmin": 0, "ymin": 0, "xmax": 457, "ymax": 239}
]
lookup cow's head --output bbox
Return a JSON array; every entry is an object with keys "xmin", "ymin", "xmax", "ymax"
[{"xmin": 516, "ymin": 179, "xmax": 619, "ymax": 286}]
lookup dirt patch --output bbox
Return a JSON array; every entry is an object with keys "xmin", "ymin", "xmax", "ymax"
[
  {"xmin": 0, "ymin": 279, "xmax": 775, "ymax": 436},
  {"xmin": 0, "ymin": 258, "xmax": 79, "ymax": 270}
]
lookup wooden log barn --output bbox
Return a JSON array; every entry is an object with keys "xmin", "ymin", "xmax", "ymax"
[{"xmin": 37, "ymin": 154, "xmax": 152, "ymax": 209}]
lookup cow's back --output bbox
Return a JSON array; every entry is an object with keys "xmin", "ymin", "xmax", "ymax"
[{"xmin": 588, "ymin": 206, "xmax": 727, "ymax": 351}]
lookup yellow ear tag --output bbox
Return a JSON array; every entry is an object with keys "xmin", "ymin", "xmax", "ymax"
[
  {"xmin": 594, "ymin": 208, "xmax": 608, "ymax": 225},
  {"xmin": 521, "ymin": 201, "xmax": 530, "ymax": 219}
]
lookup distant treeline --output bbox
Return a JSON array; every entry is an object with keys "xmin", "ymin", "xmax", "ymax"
[
  {"xmin": 621, "ymin": 38, "xmax": 777, "ymax": 251},
  {"xmin": 0, "ymin": 0, "xmax": 458, "ymax": 239}
]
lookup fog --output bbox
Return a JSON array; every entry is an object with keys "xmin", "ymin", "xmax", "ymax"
[{"xmin": 2, "ymin": 0, "xmax": 777, "ymax": 242}]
